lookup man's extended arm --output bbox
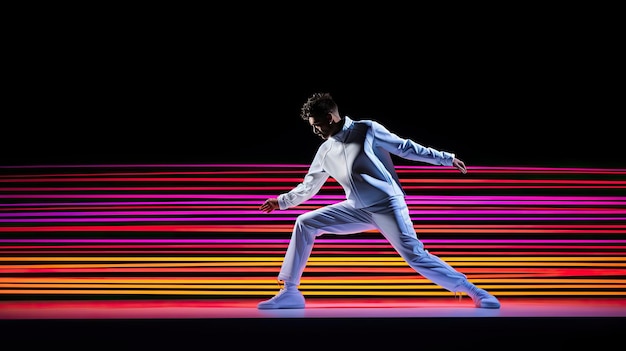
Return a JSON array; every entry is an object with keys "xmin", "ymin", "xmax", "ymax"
[{"xmin": 372, "ymin": 121, "xmax": 467, "ymax": 173}]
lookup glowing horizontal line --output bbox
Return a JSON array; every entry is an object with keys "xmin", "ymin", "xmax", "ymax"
[
  {"xmin": 3, "ymin": 284, "xmax": 626, "ymax": 289},
  {"xmin": 0, "ymin": 206, "xmax": 620, "ymax": 213},
  {"xmin": 0, "ymin": 250, "xmax": 301, "ymax": 255},
  {"xmin": 2, "ymin": 239, "xmax": 625, "ymax": 244},
  {"xmin": 2, "ymin": 216, "xmax": 624, "ymax": 222},
  {"xmin": 2, "ymin": 194, "xmax": 625, "ymax": 201},
  {"xmin": 1, "ymin": 227, "xmax": 626, "ymax": 235},
  {"xmin": 0, "ymin": 163, "xmax": 310, "ymax": 169},
  {"xmin": 2, "ymin": 244, "xmax": 625, "ymax": 250},
  {"xmin": 2, "ymin": 200, "xmax": 625, "ymax": 207},
  {"xmin": 3, "ymin": 250, "xmax": 623, "ymax": 256},
  {"xmin": 1, "ymin": 168, "xmax": 622, "ymax": 178},
  {"xmin": 2, "ymin": 261, "xmax": 623, "ymax": 267},
  {"xmin": 0, "ymin": 290, "xmax": 624, "ymax": 296},
  {"xmin": 5, "ymin": 256, "xmax": 621, "ymax": 262},
  {"xmin": 0, "ymin": 170, "xmax": 312, "ymax": 178},
  {"xmin": 2, "ymin": 265, "xmax": 624, "ymax": 276},
  {"xmin": 33, "ymin": 178, "xmax": 614, "ymax": 186},
  {"xmin": 4, "ymin": 278, "xmax": 624, "ymax": 283},
  {"xmin": 2, "ymin": 163, "xmax": 625, "ymax": 172},
  {"xmin": 0, "ymin": 245, "xmax": 626, "ymax": 252},
  {"xmin": 2, "ymin": 199, "xmax": 626, "ymax": 208},
  {"xmin": 2, "ymin": 178, "xmax": 625, "ymax": 184},
  {"xmin": 3, "ymin": 209, "xmax": 626, "ymax": 217}
]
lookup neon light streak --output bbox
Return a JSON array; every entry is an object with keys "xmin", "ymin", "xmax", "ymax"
[{"xmin": 1, "ymin": 164, "xmax": 624, "ymax": 299}]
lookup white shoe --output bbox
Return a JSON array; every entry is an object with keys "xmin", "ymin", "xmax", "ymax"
[
  {"xmin": 455, "ymin": 281, "xmax": 501, "ymax": 309},
  {"xmin": 257, "ymin": 289, "xmax": 305, "ymax": 309}
]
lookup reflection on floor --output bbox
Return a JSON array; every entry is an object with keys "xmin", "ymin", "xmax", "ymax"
[
  {"xmin": 3, "ymin": 297, "xmax": 626, "ymax": 319},
  {"xmin": 1, "ymin": 298, "xmax": 624, "ymax": 350}
]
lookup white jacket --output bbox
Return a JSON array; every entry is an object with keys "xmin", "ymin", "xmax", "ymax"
[{"xmin": 278, "ymin": 116, "xmax": 455, "ymax": 209}]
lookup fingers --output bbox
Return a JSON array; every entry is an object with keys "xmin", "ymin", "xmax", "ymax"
[
  {"xmin": 453, "ymin": 158, "xmax": 467, "ymax": 174},
  {"xmin": 259, "ymin": 199, "xmax": 276, "ymax": 213}
]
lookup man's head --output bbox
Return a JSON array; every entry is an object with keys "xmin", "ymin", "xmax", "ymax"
[{"xmin": 300, "ymin": 92, "xmax": 343, "ymax": 140}]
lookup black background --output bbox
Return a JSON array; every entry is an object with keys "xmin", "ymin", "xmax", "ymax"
[{"xmin": 4, "ymin": 10, "xmax": 622, "ymax": 169}]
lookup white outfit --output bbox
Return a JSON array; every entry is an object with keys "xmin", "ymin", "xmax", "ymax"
[{"xmin": 276, "ymin": 116, "xmax": 468, "ymax": 291}]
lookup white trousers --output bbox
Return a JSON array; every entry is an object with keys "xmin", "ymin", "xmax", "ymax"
[{"xmin": 277, "ymin": 195, "xmax": 468, "ymax": 291}]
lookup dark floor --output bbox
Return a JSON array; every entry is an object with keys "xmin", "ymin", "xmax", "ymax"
[{"xmin": 2, "ymin": 298, "xmax": 624, "ymax": 350}]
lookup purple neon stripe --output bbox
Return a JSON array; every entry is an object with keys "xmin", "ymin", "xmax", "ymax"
[
  {"xmin": 1, "ymin": 216, "xmax": 625, "ymax": 223},
  {"xmin": 2, "ymin": 163, "xmax": 626, "ymax": 172},
  {"xmin": 2, "ymin": 194, "xmax": 625, "ymax": 201},
  {"xmin": 3, "ymin": 209, "xmax": 626, "ymax": 217},
  {"xmin": 0, "ymin": 170, "xmax": 310, "ymax": 178},
  {"xmin": 1, "ymin": 200, "xmax": 625, "ymax": 207},
  {"xmin": 0, "ymin": 201, "xmax": 275, "ymax": 207},
  {"xmin": 0, "ymin": 194, "xmax": 305, "ymax": 199},
  {"xmin": 0, "ymin": 163, "xmax": 311, "ymax": 169},
  {"xmin": 1, "ymin": 238, "xmax": 625, "ymax": 243}
]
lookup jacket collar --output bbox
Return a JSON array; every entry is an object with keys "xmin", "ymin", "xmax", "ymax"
[{"xmin": 330, "ymin": 116, "xmax": 353, "ymax": 142}]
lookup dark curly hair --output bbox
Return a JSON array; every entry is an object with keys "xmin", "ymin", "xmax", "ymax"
[{"xmin": 300, "ymin": 92, "xmax": 337, "ymax": 120}]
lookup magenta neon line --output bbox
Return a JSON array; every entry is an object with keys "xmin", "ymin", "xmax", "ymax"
[
  {"xmin": 1, "ymin": 239, "xmax": 625, "ymax": 244},
  {"xmin": 1, "ymin": 216, "xmax": 625, "ymax": 223},
  {"xmin": 3, "ymin": 209, "xmax": 625, "ymax": 217},
  {"xmin": 1, "ymin": 200, "xmax": 625, "ymax": 207},
  {"xmin": 0, "ymin": 163, "xmax": 312, "ymax": 169},
  {"xmin": 0, "ymin": 201, "xmax": 276, "ymax": 207},
  {"xmin": 2, "ymin": 168, "xmax": 623, "ymax": 177},
  {"xmin": 2, "ymin": 164, "xmax": 626, "ymax": 172},
  {"xmin": 2, "ymin": 177, "xmax": 625, "ymax": 184},
  {"xmin": 2, "ymin": 194, "xmax": 625, "ymax": 201},
  {"xmin": 0, "ymin": 170, "xmax": 312, "ymax": 178},
  {"xmin": 3, "ymin": 186, "xmax": 626, "ymax": 193},
  {"xmin": 0, "ymin": 177, "xmax": 314, "ymax": 183},
  {"xmin": 3, "ymin": 244, "xmax": 625, "ymax": 250}
]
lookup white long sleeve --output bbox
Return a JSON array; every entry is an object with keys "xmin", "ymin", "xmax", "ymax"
[{"xmin": 278, "ymin": 116, "xmax": 455, "ymax": 209}]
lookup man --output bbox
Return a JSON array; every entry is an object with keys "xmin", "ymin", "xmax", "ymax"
[{"xmin": 257, "ymin": 92, "xmax": 500, "ymax": 309}]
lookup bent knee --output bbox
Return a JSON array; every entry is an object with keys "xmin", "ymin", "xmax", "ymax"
[{"xmin": 295, "ymin": 211, "xmax": 323, "ymax": 228}]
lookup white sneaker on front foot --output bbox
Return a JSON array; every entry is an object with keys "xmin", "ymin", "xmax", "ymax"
[
  {"xmin": 257, "ymin": 289, "xmax": 305, "ymax": 309},
  {"xmin": 455, "ymin": 282, "xmax": 501, "ymax": 309}
]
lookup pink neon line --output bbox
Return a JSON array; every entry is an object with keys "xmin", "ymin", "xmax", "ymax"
[
  {"xmin": 1, "ymin": 177, "xmax": 624, "ymax": 184},
  {"xmin": 396, "ymin": 169, "xmax": 626, "ymax": 175},
  {"xmin": 2, "ymin": 186, "xmax": 625, "ymax": 191},
  {"xmin": 1, "ymin": 194, "xmax": 624, "ymax": 201},
  {"xmin": 0, "ymin": 170, "xmax": 310, "ymax": 178},
  {"xmin": 1, "ymin": 239, "xmax": 625, "ymax": 243},
  {"xmin": 2, "ymin": 164, "xmax": 625, "ymax": 172},
  {"xmin": 0, "ymin": 177, "xmax": 310, "ymax": 183},
  {"xmin": 0, "ymin": 206, "xmax": 618, "ymax": 212},
  {"xmin": 2, "ymin": 172, "xmax": 624, "ymax": 181},
  {"xmin": 0, "ymin": 242, "xmax": 624, "ymax": 253},
  {"xmin": 1, "ymin": 216, "xmax": 624, "ymax": 222},
  {"xmin": 2, "ymin": 244, "xmax": 624, "ymax": 250},
  {"xmin": 1, "ymin": 201, "xmax": 625, "ymax": 208},
  {"xmin": 0, "ymin": 201, "xmax": 274, "ymax": 206},
  {"xmin": 0, "ymin": 163, "xmax": 311, "ymax": 169},
  {"xmin": 2, "ymin": 209, "xmax": 624, "ymax": 217},
  {"xmin": 1, "ymin": 250, "xmax": 623, "ymax": 256},
  {"xmin": 2, "ymin": 168, "xmax": 623, "ymax": 178}
]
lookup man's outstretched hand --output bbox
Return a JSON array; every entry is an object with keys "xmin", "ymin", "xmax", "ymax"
[
  {"xmin": 260, "ymin": 198, "xmax": 280, "ymax": 213},
  {"xmin": 453, "ymin": 158, "xmax": 467, "ymax": 174}
]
